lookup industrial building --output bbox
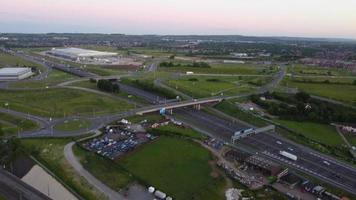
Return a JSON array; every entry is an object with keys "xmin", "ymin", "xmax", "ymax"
[
  {"xmin": 47, "ymin": 47, "xmax": 118, "ymax": 61},
  {"xmin": 0, "ymin": 67, "xmax": 34, "ymax": 81}
]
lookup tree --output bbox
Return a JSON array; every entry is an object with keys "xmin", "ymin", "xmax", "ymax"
[
  {"xmin": 97, "ymin": 79, "xmax": 120, "ymax": 93},
  {"xmin": 353, "ymin": 80, "xmax": 356, "ymax": 85},
  {"xmin": 0, "ymin": 124, "xmax": 3, "ymax": 137},
  {"xmin": 295, "ymin": 91, "xmax": 310, "ymax": 102}
]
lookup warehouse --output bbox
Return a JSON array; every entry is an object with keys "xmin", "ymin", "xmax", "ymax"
[
  {"xmin": 47, "ymin": 47, "xmax": 118, "ymax": 61},
  {"xmin": 0, "ymin": 67, "xmax": 34, "ymax": 81}
]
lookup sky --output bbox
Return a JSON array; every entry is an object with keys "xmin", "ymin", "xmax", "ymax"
[{"xmin": 1, "ymin": 0, "xmax": 356, "ymax": 39}]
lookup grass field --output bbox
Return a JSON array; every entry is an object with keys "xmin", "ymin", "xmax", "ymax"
[
  {"xmin": 73, "ymin": 145, "xmax": 133, "ymax": 191},
  {"xmin": 54, "ymin": 119, "xmax": 91, "ymax": 132},
  {"xmin": 9, "ymin": 70, "xmax": 76, "ymax": 88},
  {"xmin": 120, "ymin": 136, "xmax": 223, "ymax": 200},
  {"xmin": 71, "ymin": 80, "xmax": 150, "ymax": 105},
  {"xmin": 167, "ymin": 76, "xmax": 261, "ymax": 98},
  {"xmin": 0, "ymin": 112, "xmax": 38, "ymax": 136},
  {"xmin": 283, "ymin": 77, "xmax": 356, "ymax": 105},
  {"xmin": 0, "ymin": 52, "xmax": 42, "ymax": 70},
  {"xmin": 214, "ymin": 100, "xmax": 269, "ymax": 127},
  {"xmin": 288, "ymin": 65, "xmax": 356, "ymax": 76},
  {"xmin": 0, "ymin": 88, "xmax": 133, "ymax": 117},
  {"xmin": 274, "ymin": 119, "xmax": 344, "ymax": 146},
  {"xmin": 21, "ymin": 138, "xmax": 107, "ymax": 200},
  {"xmin": 160, "ymin": 63, "xmax": 277, "ymax": 75}
]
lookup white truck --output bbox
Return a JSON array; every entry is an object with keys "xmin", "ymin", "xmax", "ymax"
[
  {"xmin": 186, "ymin": 71, "xmax": 194, "ymax": 75},
  {"xmin": 279, "ymin": 151, "xmax": 297, "ymax": 161}
]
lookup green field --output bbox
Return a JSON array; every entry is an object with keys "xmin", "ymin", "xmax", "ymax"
[
  {"xmin": 214, "ymin": 100, "xmax": 268, "ymax": 127},
  {"xmin": 73, "ymin": 145, "xmax": 133, "ymax": 191},
  {"xmin": 283, "ymin": 77, "xmax": 356, "ymax": 105},
  {"xmin": 0, "ymin": 88, "xmax": 133, "ymax": 117},
  {"xmin": 288, "ymin": 65, "xmax": 356, "ymax": 76},
  {"xmin": 0, "ymin": 112, "xmax": 38, "ymax": 136},
  {"xmin": 0, "ymin": 52, "xmax": 42, "ymax": 69},
  {"xmin": 21, "ymin": 138, "xmax": 106, "ymax": 200},
  {"xmin": 120, "ymin": 136, "xmax": 224, "ymax": 200},
  {"xmin": 54, "ymin": 119, "xmax": 91, "ymax": 132},
  {"xmin": 9, "ymin": 70, "xmax": 76, "ymax": 88},
  {"xmin": 166, "ymin": 76, "xmax": 261, "ymax": 98},
  {"xmin": 160, "ymin": 63, "xmax": 277, "ymax": 75},
  {"xmin": 274, "ymin": 120, "xmax": 344, "ymax": 146}
]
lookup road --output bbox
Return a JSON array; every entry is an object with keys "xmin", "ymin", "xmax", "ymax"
[
  {"xmin": 2, "ymin": 50, "xmax": 356, "ymax": 196},
  {"xmin": 64, "ymin": 142, "xmax": 127, "ymax": 200}
]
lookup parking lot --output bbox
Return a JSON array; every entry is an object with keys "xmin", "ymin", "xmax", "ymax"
[{"xmin": 82, "ymin": 121, "xmax": 156, "ymax": 160}]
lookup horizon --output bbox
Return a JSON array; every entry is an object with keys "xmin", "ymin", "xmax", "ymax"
[{"xmin": 1, "ymin": 0, "xmax": 356, "ymax": 40}]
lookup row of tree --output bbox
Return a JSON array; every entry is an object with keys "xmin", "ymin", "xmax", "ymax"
[
  {"xmin": 96, "ymin": 79, "xmax": 120, "ymax": 93},
  {"xmin": 159, "ymin": 61, "xmax": 210, "ymax": 68},
  {"xmin": 251, "ymin": 92, "xmax": 356, "ymax": 124}
]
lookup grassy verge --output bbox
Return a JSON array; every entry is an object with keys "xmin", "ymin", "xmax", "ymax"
[
  {"xmin": 54, "ymin": 119, "xmax": 91, "ymax": 132},
  {"xmin": 0, "ymin": 88, "xmax": 133, "ymax": 117},
  {"xmin": 73, "ymin": 145, "xmax": 133, "ymax": 191},
  {"xmin": 214, "ymin": 100, "xmax": 269, "ymax": 127},
  {"xmin": 273, "ymin": 120, "xmax": 343, "ymax": 146},
  {"xmin": 21, "ymin": 138, "xmax": 107, "ymax": 200},
  {"xmin": 0, "ymin": 52, "xmax": 44, "ymax": 72},
  {"xmin": 0, "ymin": 112, "xmax": 38, "ymax": 136},
  {"xmin": 9, "ymin": 70, "xmax": 76, "ymax": 89}
]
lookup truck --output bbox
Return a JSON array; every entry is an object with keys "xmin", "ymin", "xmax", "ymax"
[
  {"xmin": 186, "ymin": 71, "xmax": 194, "ymax": 75},
  {"xmin": 279, "ymin": 151, "xmax": 297, "ymax": 161}
]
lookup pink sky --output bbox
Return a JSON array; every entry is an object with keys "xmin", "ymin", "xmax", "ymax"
[{"xmin": 1, "ymin": 0, "xmax": 356, "ymax": 39}]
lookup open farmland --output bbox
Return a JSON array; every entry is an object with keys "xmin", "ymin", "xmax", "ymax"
[{"xmin": 0, "ymin": 88, "xmax": 133, "ymax": 117}]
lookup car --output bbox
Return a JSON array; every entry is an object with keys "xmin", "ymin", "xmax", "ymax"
[
  {"xmin": 276, "ymin": 141, "xmax": 282, "ymax": 145},
  {"xmin": 323, "ymin": 161, "xmax": 330, "ymax": 166},
  {"xmin": 288, "ymin": 147, "xmax": 294, "ymax": 151}
]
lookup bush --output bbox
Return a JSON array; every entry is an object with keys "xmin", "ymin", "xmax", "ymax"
[{"xmin": 188, "ymin": 78, "xmax": 199, "ymax": 82}]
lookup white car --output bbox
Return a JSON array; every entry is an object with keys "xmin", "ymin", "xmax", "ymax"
[
  {"xmin": 323, "ymin": 161, "xmax": 330, "ymax": 166},
  {"xmin": 276, "ymin": 141, "xmax": 282, "ymax": 145}
]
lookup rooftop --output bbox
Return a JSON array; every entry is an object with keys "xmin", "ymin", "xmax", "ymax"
[
  {"xmin": 50, "ymin": 47, "xmax": 118, "ymax": 57},
  {"xmin": 0, "ymin": 67, "xmax": 31, "ymax": 75}
]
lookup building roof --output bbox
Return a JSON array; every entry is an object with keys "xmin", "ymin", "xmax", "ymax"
[
  {"xmin": 0, "ymin": 67, "xmax": 31, "ymax": 75},
  {"xmin": 50, "ymin": 47, "xmax": 118, "ymax": 57}
]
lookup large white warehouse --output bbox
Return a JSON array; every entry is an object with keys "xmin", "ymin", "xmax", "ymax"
[
  {"xmin": 47, "ymin": 47, "xmax": 118, "ymax": 61},
  {"xmin": 0, "ymin": 67, "xmax": 34, "ymax": 81}
]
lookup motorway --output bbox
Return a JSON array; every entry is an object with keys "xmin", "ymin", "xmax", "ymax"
[{"xmin": 1, "ymin": 50, "xmax": 356, "ymax": 196}]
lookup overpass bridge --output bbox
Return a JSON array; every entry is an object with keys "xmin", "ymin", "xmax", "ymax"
[{"xmin": 135, "ymin": 96, "xmax": 224, "ymax": 115}]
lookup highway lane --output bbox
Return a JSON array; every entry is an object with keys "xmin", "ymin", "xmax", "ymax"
[
  {"xmin": 239, "ymin": 134, "xmax": 356, "ymax": 194},
  {"xmin": 4, "ymin": 50, "xmax": 356, "ymax": 195}
]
